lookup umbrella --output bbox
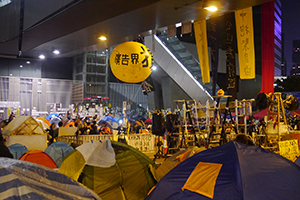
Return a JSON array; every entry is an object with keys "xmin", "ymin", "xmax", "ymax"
[
  {"xmin": 36, "ymin": 116, "xmax": 51, "ymax": 127},
  {"xmin": 145, "ymin": 118, "xmax": 152, "ymax": 123},
  {"xmin": 46, "ymin": 113, "xmax": 61, "ymax": 121},
  {"xmin": 99, "ymin": 116, "xmax": 118, "ymax": 124},
  {"xmin": 36, "ymin": 118, "xmax": 50, "ymax": 130},
  {"xmin": 132, "ymin": 115, "xmax": 146, "ymax": 121},
  {"xmin": 0, "ymin": 158, "xmax": 100, "ymax": 200},
  {"xmin": 147, "ymin": 141, "xmax": 300, "ymax": 200},
  {"xmin": 50, "ymin": 116, "xmax": 61, "ymax": 124}
]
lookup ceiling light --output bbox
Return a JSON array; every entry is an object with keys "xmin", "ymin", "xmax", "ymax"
[
  {"xmin": 52, "ymin": 50, "xmax": 60, "ymax": 55},
  {"xmin": 175, "ymin": 22, "xmax": 182, "ymax": 27},
  {"xmin": 204, "ymin": 6, "xmax": 218, "ymax": 11},
  {"xmin": 98, "ymin": 36, "xmax": 107, "ymax": 41},
  {"xmin": 20, "ymin": 65, "xmax": 23, "ymax": 68},
  {"xmin": 152, "ymin": 66, "xmax": 157, "ymax": 71},
  {"xmin": 26, "ymin": 61, "xmax": 30, "ymax": 64},
  {"xmin": 39, "ymin": 54, "xmax": 45, "ymax": 59}
]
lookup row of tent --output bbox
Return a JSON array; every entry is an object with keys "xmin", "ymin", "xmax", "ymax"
[
  {"xmin": 5, "ymin": 138, "xmax": 300, "ymax": 200},
  {"xmin": 8, "ymin": 141, "xmax": 74, "ymax": 168}
]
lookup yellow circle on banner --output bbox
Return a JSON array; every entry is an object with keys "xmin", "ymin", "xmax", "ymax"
[
  {"xmin": 110, "ymin": 41, "xmax": 153, "ymax": 83},
  {"xmin": 108, "ymin": 103, "xmax": 112, "ymax": 108}
]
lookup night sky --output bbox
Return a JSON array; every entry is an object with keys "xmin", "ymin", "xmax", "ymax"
[{"xmin": 282, "ymin": 0, "xmax": 300, "ymax": 74}]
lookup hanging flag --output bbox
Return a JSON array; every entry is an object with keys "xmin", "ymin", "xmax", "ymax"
[
  {"xmin": 182, "ymin": 21, "xmax": 192, "ymax": 34},
  {"xmin": 260, "ymin": 1, "xmax": 275, "ymax": 94},
  {"xmin": 168, "ymin": 25, "xmax": 176, "ymax": 37},
  {"xmin": 225, "ymin": 13, "xmax": 237, "ymax": 100},
  {"xmin": 194, "ymin": 19, "xmax": 210, "ymax": 84},
  {"xmin": 235, "ymin": 7, "xmax": 255, "ymax": 79},
  {"xmin": 207, "ymin": 17, "xmax": 221, "ymax": 96}
]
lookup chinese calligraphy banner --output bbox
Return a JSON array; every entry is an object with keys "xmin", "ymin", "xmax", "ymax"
[
  {"xmin": 207, "ymin": 17, "xmax": 220, "ymax": 96},
  {"xmin": 110, "ymin": 41, "xmax": 153, "ymax": 83},
  {"xmin": 194, "ymin": 19, "xmax": 210, "ymax": 84},
  {"xmin": 278, "ymin": 139, "xmax": 299, "ymax": 161},
  {"xmin": 225, "ymin": 13, "xmax": 237, "ymax": 100},
  {"xmin": 235, "ymin": 7, "xmax": 255, "ymax": 79}
]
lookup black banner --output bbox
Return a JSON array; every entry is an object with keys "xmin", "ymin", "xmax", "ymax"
[
  {"xmin": 207, "ymin": 17, "xmax": 220, "ymax": 97},
  {"xmin": 225, "ymin": 13, "xmax": 237, "ymax": 100}
]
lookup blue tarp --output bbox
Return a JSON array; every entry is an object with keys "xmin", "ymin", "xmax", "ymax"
[
  {"xmin": 44, "ymin": 141, "xmax": 74, "ymax": 167},
  {"xmin": 146, "ymin": 141, "xmax": 300, "ymax": 200},
  {"xmin": 8, "ymin": 143, "xmax": 28, "ymax": 159}
]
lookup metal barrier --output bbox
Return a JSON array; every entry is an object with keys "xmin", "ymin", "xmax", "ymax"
[{"xmin": 58, "ymin": 133, "xmax": 156, "ymax": 153}]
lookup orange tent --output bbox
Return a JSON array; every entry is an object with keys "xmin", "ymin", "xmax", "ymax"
[{"xmin": 19, "ymin": 149, "xmax": 58, "ymax": 169}]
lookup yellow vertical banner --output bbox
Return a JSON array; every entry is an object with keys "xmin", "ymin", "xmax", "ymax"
[
  {"xmin": 16, "ymin": 108, "xmax": 19, "ymax": 116},
  {"xmin": 194, "ymin": 19, "xmax": 210, "ymax": 83},
  {"xmin": 235, "ymin": 7, "xmax": 255, "ymax": 79},
  {"xmin": 8, "ymin": 107, "xmax": 11, "ymax": 118}
]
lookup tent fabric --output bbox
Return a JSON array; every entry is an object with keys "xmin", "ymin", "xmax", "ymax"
[
  {"xmin": 2, "ymin": 116, "xmax": 45, "ymax": 136},
  {"xmin": 44, "ymin": 141, "xmax": 74, "ymax": 167},
  {"xmin": 181, "ymin": 162, "xmax": 222, "ymax": 199},
  {"xmin": 76, "ymin": 140, "xmax": 116, "ymax": 168},
  {"xmin": 253, "ymin": 108, "xmax": 269, "ymax": 120},
  {"xmin": 19, "ymin": 149, "xmax": 58, "ymax": 169},
  {"xmin": 146, "ymin": 141, "xmax": 300, "ymax": 200},
  {"xmin": 156, "ymin": 146, "xmax": 206, "ymax": 180},
  {"xmin": 8, "ymin": 143, "xmax": 28, "ymax": 159},
  {"xmin": 59, "ymin": 141, "xmax": 156, "ymax": 200},
  {"xmin": 0, "ymin": 157, "xmax": 100, "ymax": 200}
]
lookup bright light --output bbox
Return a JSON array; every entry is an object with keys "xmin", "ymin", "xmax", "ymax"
[
  {"xmin": 175, "ymin": 22, "xmax": 182, "ymax": 27},
  {"xmin": 118, "ymin": 120, "xmax": 123, "ymax": 125},
  {"xmin": 204, "ymin": 6, "xmax": 218, "ymax": 11},
  {"xmin": 152, "ymin": 66, "xmax": 157, "ymax": 70},
  {"xmin": 39, "ymin": 54, "xmax": 45, "ymax": 59},
  {"xmin": 26, "ymin": 61, "xmax": 30, "ymax": 64},
  {"xmin": 20, "ymin": 65, "xmax": 23, "ymax": 68},
  {"xmin": 98, "ymin": 36, "xmax": 107, "ymax": 41},
  {"xmin": 53, "ymin": 50, "xmax": 60, "ymax": 55}
]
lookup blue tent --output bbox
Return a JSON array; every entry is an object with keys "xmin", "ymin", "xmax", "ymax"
[
  {"xmin": 44, "ymin": 141, "xmax": 74, "ymax": 167},
  {"xmin": 146, "ymin": 141, "xmax": 300, "ymax": 200},
  {"xmin": 8, "ymin": 143, "xmax": 28, "ymax": 159}
]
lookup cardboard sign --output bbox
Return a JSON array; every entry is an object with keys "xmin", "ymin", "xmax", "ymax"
[{"xmin": 279, "ymin": 139, "xmax": 299, "ymax": 161}]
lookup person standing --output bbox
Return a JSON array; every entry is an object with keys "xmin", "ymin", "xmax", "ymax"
[
  {"xmin": 0, "ymin": 135, "xmax": 13, "ymax": 158},
  {"xmin": 47, "ymin": 123, "xmax": 57, "ymax": 144}
]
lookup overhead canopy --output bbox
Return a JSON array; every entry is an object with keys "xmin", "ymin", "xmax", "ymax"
[{"xmin": 147, "ymin": 141, "xmax": 300, "ymax": 200}]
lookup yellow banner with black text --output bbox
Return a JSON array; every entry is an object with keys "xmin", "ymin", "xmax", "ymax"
[
  {"xmin": 194, "ymin": 19, "xmax": 210, "ymax": 84},
  {"xmin": 235, "ymin": 7, "xmax": 255, "ymax": 79}
]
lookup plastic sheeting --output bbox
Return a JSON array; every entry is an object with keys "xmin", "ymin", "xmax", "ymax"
[{"xmin": 0, "ymin": 158, "xmax": 101, "ymax": 200}]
